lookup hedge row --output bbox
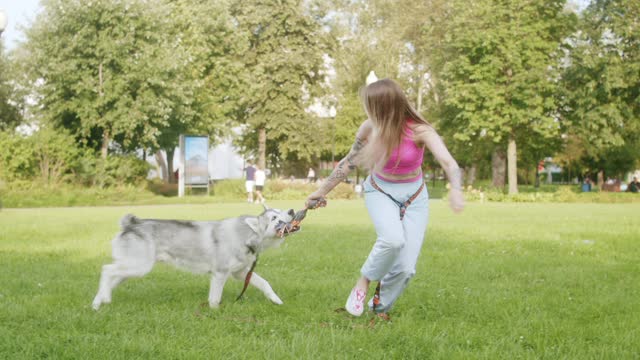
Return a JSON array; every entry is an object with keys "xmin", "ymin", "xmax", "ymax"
[{"xmin": 1, "ymin": 180, "xmax": 638, "ymax": 208}]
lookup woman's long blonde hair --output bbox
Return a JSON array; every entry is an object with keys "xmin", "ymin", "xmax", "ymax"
[{"xmin": 360, "ymin": 78, "xmax": 432, "ymax": 170}]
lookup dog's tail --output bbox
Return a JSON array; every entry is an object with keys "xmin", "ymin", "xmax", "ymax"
[{"xmin": 119, "ymin": 214, "xmax": 139, "ymax": 229}]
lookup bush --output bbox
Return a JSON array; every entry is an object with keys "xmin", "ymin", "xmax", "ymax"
[
  {"xmin": 460, "ymin": 185, "xmax": 640, "ymax": 203},
  {"xmin": 94, "ymin": 155, "xmax": 151, "ymax": 188},
  {"xmin": 0, "ymin": 131, "xmax": 38, "ymax": 181},
  {"xmin": 0, "ymin": 182, "xmax": 154, "ymax": 208},
  {"xmin": 74, "ymin": 152, "xmax": 150, "ymax": 188},
  {"xmin": 210, "ymin": 178, "xmax": 359, "ymax": 201},
  {"xmin": 0, "ymin": 128, "xmax": 81, "ymax": 184},
  {"xmin": 0, "ymin": 128, "xmax": 152, "ymax": 188},
  {"xmin": 31, "ymin": 128, "xmax": 81, "ymax": 183},
  {"xmin": 211, "ymin": 179, "xmax": 246, "ymax": 199}
]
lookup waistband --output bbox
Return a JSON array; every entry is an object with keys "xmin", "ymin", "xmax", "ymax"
[{"xmin": 374, "ymin": 171, "xmax": 423, "ymax": 184}]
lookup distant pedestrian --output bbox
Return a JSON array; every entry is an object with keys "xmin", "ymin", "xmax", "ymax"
[
  {"xmin": 307, "ymin": 168, "xmax": 316, "ymax": 183},
  {"xmin": 627, "ymin": 177, "xmax": 639, "ymax": 193},
  {"xmin": 244, "ymin": 162, "xmax": 256, "ymax": 203},
  {"xmin": 582, "ymin": 176, "xmax": 592, "ymax": 192},
  {"xmin": 255, "ymin": 165, "xmax": 266, "ymax": 203}
]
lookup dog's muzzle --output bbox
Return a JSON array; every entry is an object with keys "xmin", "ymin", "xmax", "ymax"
[{"xmin": 275, "ymin": 220, "xmax": 301, "ymax": 237}]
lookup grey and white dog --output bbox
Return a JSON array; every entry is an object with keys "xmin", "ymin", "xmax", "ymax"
[{"xmin": 92, "ymin": 207, "xmax": 297, "ymax": 310}]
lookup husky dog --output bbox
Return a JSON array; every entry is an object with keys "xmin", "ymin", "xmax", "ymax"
[{"xmin": 92, "ymin": 207, "xmax": 298, "ymax": 310}]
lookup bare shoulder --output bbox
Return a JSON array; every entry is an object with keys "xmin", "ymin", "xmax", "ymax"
[
  {"xmin": 410, "ymin": 122, "xmax": 436, "ymax": 134},
  {"xmin": 410, "ymin": 122, "xmax": 438, "ymax": 145},
  {"xmin": 356, "ymin": 119, "xmax": 374, "ymax": 140}
]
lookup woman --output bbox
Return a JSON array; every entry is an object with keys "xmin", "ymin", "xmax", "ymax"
[{"xmin": 306, "ymin": 79, "xmax": 464, "ymax": 317}]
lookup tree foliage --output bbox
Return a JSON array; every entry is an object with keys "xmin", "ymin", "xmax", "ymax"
[
  {"xmin": 2, "ymin": 0, "xmax": 638, "ymax": 187},
  {"xmin": 560, "ymin": 0, "xmax": 640, "ymax": 177},
  {"xmin": 0, "ymin": 42, "xmax": 22, "ymax": 131},
  {"xmin": 22, "ymin": 0, "xmax": 195, "ymax": 157},
  {"xmin": 230, "ymin": 0, "xmax": 329, "ymax": 168},
  {"xmin": 429, "ymin": 0, "xmax": 576, "ymax": 192}
]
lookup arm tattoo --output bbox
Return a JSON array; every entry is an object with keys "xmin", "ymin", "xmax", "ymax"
[
  {"xmin": 316, "ymin": 137, "xmax": 365, "ymax": 195},
  {"xmin": 346, "ymin": 137, "xmax": 365, "ymax": 169}
]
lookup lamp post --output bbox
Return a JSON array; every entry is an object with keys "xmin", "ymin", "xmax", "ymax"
[{"xmin": 0, "ymin": 9, "xmax": 7, "ymax": 37}]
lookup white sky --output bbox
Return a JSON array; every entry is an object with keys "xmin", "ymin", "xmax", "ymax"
[
  {"xmin": 1, "ymin": 0, "xmax": 42, "ymax": 51},
  {"xmin": 1, "ymin": 0, "xmax": 591, "ymax": 52}
]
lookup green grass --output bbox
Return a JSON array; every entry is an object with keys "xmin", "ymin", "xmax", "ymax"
[{"xmin": 1, "ymin": 201, "xmax": 639, "ymax": 359}]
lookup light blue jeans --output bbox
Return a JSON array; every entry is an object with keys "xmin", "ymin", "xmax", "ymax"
[{"xmin": 361, "ymin": 174, "xmax": 429, "ymax": 313}]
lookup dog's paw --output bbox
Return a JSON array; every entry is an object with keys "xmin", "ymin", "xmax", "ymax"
[
  {"xmin": 92, "ymin": 293, "xmax": 111, "ymax": 310},
  {"xmin": 208, "ymin": 301, "xmax": 221, "ymax": 309},
  {"xmin": 270, "ymin": 295, "xmax": 283, "ymax": 305}
]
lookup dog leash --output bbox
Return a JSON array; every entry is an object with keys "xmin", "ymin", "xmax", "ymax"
[
  {"xmin": 236, "ymin": 198, "xmax": 327, "ymax": 302},
  {"xmin": 369, "ymin": 175, "xmax": 425, "ymax": 220},
  {"xmin": 236, "ymin": 256, "xmax": 258, "ymax": 301}
]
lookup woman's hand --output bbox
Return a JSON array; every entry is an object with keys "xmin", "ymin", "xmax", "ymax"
[
  {"xmin": 305, "ymin": 191, "xmax": 325, "ymax": 208},
  {"xmin": 448, "ymin": 188, "xmax": 464, "ymax": 213}
]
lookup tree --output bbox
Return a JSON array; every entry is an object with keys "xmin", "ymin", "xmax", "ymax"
[
  {"xmin": 432, "ymin": 0, "xmax": 576, "ymax": 193},
  {"xmin": 560, "ymin": 0, "xmax": 640, "ymax": 185},
  {"xmin": 230, "ymin": 0, "xmax": 330, "ymax": 170},
  {"xmin": 22, "ymin": 0, "xmax": 190, "ymax": 159},
  {"xmin": 152, "ymin": 0, "xmax": 246, "ymax": 182}
]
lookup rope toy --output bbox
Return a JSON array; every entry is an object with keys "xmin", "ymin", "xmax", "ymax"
[{"xmin": 276, "ymin": 198, "xmax": 327, "ymax": 238}]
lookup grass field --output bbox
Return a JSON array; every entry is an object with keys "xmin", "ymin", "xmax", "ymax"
[{"xmin": 1, "ymin": 200, "xmax": 639, "ymax": 359}]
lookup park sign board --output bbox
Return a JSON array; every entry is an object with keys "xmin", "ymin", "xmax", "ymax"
[{"xmin": 178, "ymin": 135, "xmax": 209, "ymax": 197}]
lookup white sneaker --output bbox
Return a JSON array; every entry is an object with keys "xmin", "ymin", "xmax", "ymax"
[{"xmin": 345, "ymin": 287, "xmax": 366, "ymax": 316}]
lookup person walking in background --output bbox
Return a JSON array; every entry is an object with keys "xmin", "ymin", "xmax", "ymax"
[
  {"xmin": 244, "ymin": 162, "xmax": 256, "ymax": 203},
  {"xmin": 306, "ymin": 78, "xmax": 464, "ymax": 318},
  {"xmin": 627, "ymin": 177, "xmax": 639, "ymax": 193},
  {"xmin": 307, "ymin": 167, "xmax": 316, "ymax": 183},
  {"xmin": 254, "ymin": 165, "xmax": 266, "ymax": 203}
]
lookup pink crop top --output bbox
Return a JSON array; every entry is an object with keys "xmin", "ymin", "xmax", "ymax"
[{"xmin": 375, "ymin": 121, "xmax": 424, "ymax": 183}]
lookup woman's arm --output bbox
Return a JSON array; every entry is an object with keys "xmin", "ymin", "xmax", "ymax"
[
  {"xmin": 306, "ymin": 120, "xmax": 373, "ymax": 204},
  {"xmin": 413, "ymin": 124, "xmax": 464, "ymax": 213}
]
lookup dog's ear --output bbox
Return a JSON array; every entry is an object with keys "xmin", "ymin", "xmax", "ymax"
[
  {"xmin": 244, "ymin": 217, "xmax": 262, "ymax": 234},
  {"xmin": 262, "ymin": 203, "xmax": 270, "ymax": 211}
]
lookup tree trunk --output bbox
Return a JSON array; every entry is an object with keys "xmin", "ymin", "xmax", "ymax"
[
  {"xmin": 597, "ymin": 170, "xmax": 604, "ymax": 190},
  {"xmin": 491, "ymin": 149, "xmax": 506, "ymax": 189},
  {"xmin": 507, "ymin": 137, "xmax": 518, "ymax": 194},
  {"xmin": 155, "ymin": 150, "xmax": 168, "ymax": 183},
  {"xmin": 258, "ymin": 127, "xmax": 266, "ymax": 169},
  {"xmin": 167, "ymin": 148, "xmax": 175, "ymax": 184},
  {"xmin": 99, "ymin": 62, "xmax": 108, "ymax": 159},
  {"xmin": 417, "ymin": 75, "xmax": 423, "ymax": 113},
  {"xmin": 465, "ymin": 164, "xmax": 477, "ymax": 187},
  {"xmin": 101, "ymin": 131, "xmax": 109, "ymax": 159},
  {"xmin": 426, "ymin": 74, "xmax": 439, "ymax": 104}
]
